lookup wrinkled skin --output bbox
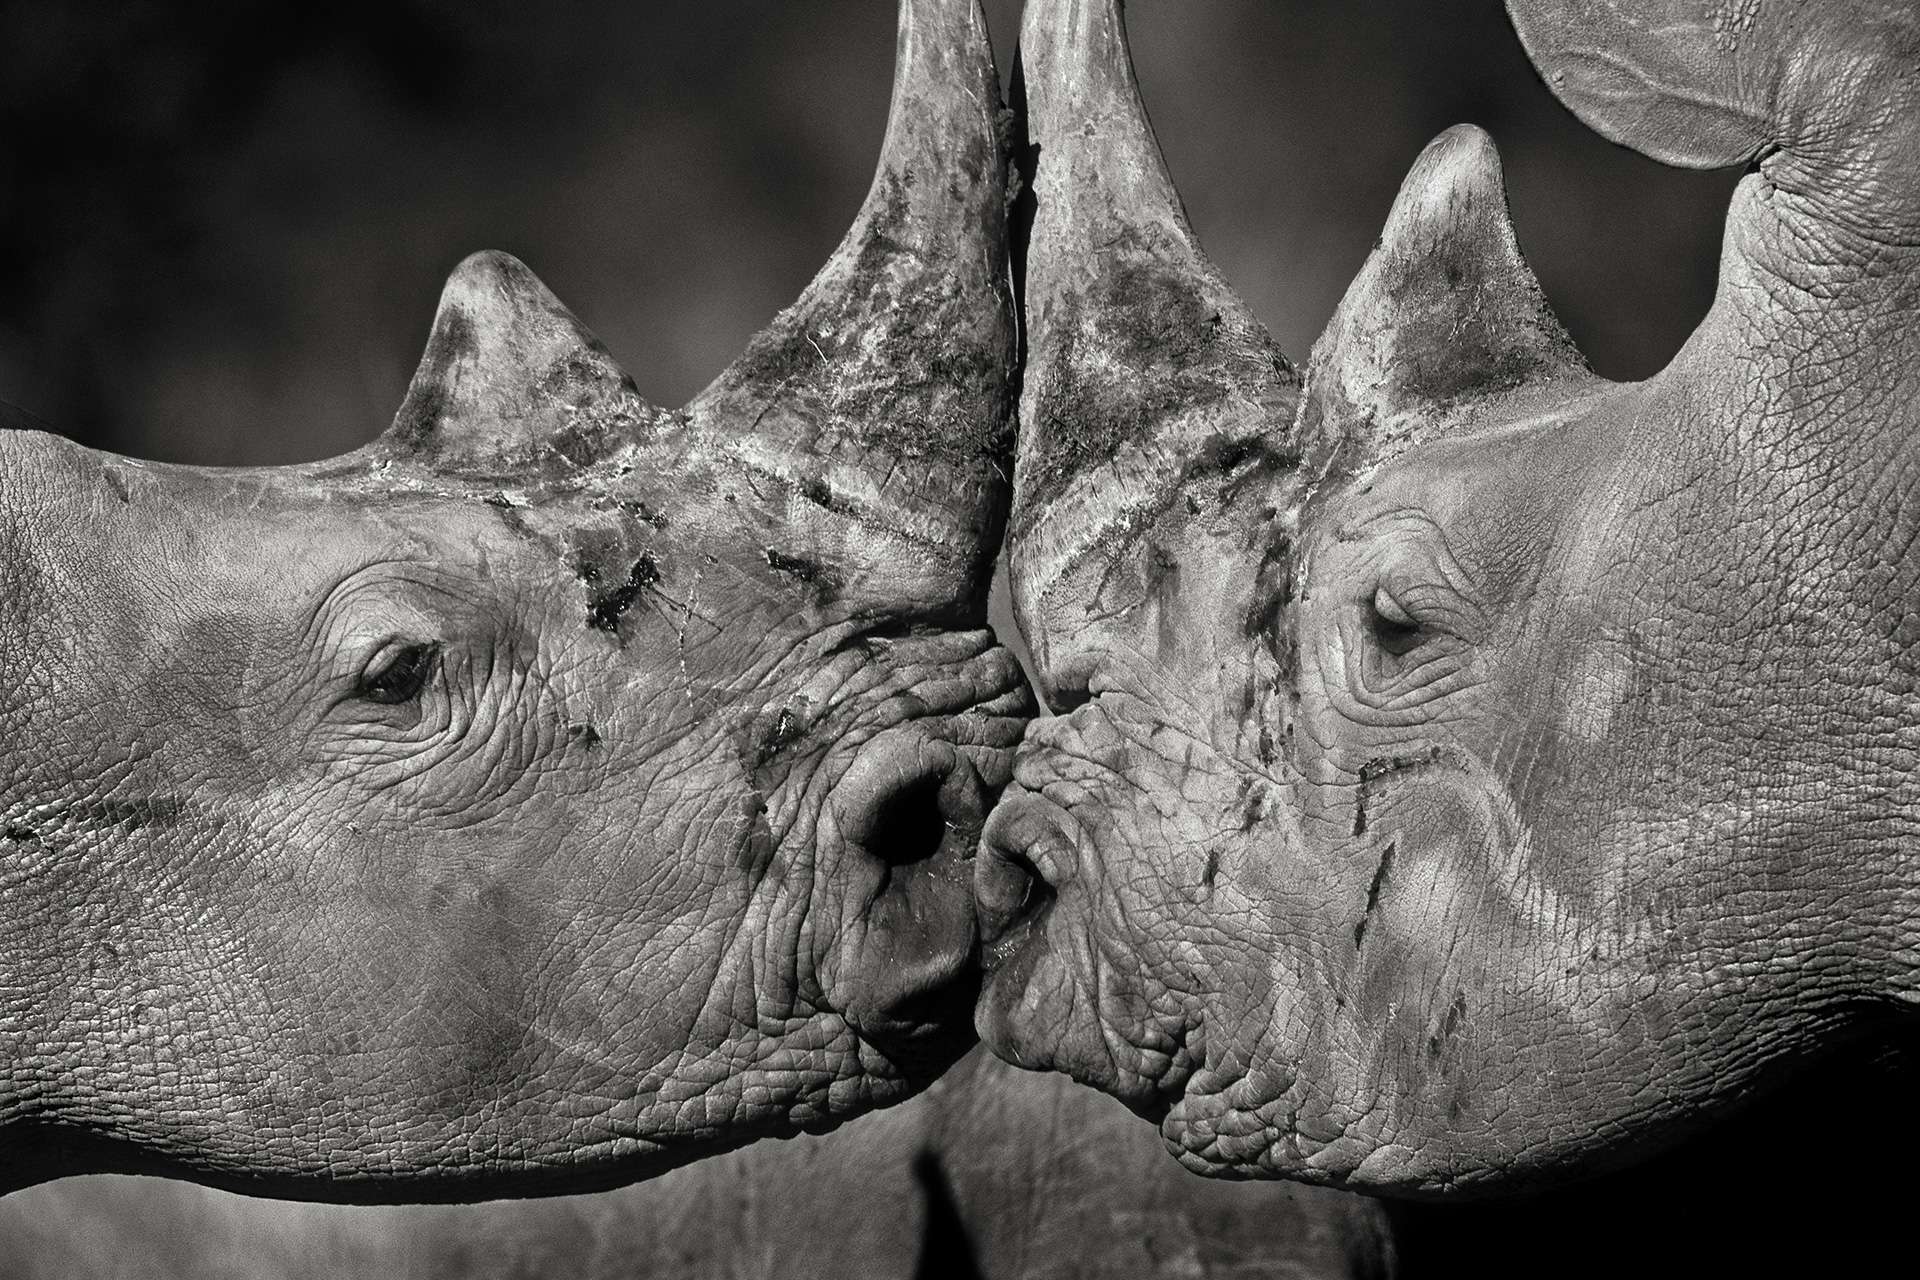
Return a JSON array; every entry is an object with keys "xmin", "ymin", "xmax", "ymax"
[
  {"xmin": 0, "ymin": 0, "xmax": 1030, "ymax": 1199},
  {"xmin": 0, "ymin": 1049, "xmax": 1396, "ymax": 1280},
  {"xmin": 981, "ymin": 0, "xmax": 1920, "ymax": 1197}
]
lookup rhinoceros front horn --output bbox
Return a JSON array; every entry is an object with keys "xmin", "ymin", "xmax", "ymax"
[
  {"xmin": 1011, "ymin": 0, "xmax": 1301, "ymax": 699},
  {"xmin": 381, "ymin": 0, "xmax": 1015, "ymax": 621}
]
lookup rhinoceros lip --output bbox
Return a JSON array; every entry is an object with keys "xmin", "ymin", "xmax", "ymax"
[
  {"xmin": 974, "ymin": 789, "xmax": 1074, "ymax": 963},
  {"xmin": 969, "ymin": 788, "xmax": 1097, "ymax": 1089}
]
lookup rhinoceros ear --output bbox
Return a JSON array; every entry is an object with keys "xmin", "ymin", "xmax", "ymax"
[
  {"xmin": 1506, "ymin": 0, "xmax": 1920, "ymax": 230},
  {"xmin": 384, "ymin": 250, "xmax": 662, "ymax": 474},
  {"xmin": 1300, "ymin": 125, "xmax": 1597, "ymax": 471}
]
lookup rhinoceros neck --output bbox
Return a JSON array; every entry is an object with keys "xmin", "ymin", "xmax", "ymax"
[
  {"xmin": 1628, "ymin": 172, "xmax": 1920, "ymax": 1012},
  {"xmin": 1694, "ymin": 174, "xmax": 1920, "ymax": 464}
]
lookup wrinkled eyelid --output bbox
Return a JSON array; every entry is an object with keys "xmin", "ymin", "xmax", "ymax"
[
  {"xmin": 1370, "ymin": 583, "xmax": 1418, "ymax": 628},
  {"xmin": 355, "ymin": 637, "xmax": 443, "ymax": 704}
]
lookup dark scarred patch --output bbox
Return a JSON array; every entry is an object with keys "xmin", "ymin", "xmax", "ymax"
[
  {"xmin": 1190, "ymin": 434, "xmax": 1302, "ymax": 502},
  {"xmin": 1382, "ymin": 236, "xmax": 1575, "ymax": 408},
  {"xmin": 1353, "ymin": 841, "xmax": 1397, "ymax": 952},
  {"xmin": 735, "ymin": 788, "xmax": 778, "ymax": 881},
  {"xmin": 1019, "ymin": 244, "xmax": 1297, "ymax": 521},
  {"xmin": 1243, "ymin": 531, "xmax": 1297, "ymax": 671},
  {"xmin": 583, "ymin": 553, "xmax": 661, "ymax": 633},
  {"xmin": 1428, "ymin": 991, "xmax": 1469, "ymax": 1061},
  {"xmin": 756, "ymin": 706, "xmax": 806, "ymax": 766},
  {"xmin": 548, "ymin": 421, "xmax": 611, "ymax": 469},
  {"xmin": 764, "ymin": 548, "xmax": 837, "ymax": 601}
]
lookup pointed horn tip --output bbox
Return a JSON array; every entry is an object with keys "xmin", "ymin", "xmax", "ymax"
[
  {"xmin": 851, "ymin": 0, "xmax": 1004, "ymax": 237},
  {"xmin": 1388, "ymin": 125, "xmax": 1513, "ymax": 241},
  {"xmin": 889, "ymin": 0, "xmax": 998, "ymax": 117},
  {"xmin": 1413, "ymin": 124, "xmax": 1503, "ymax": 186},
  {"xmin": 900, "ymin": 0, "xmax": 991, "ymax": 44},
  {"xmin": 1020, "ymin": 0, "xmax": 1123, "ymax": 53},
  {"xmin": 1019, "ymin": 0, "xmax": 1137, "ymax": 122},
  {"xmin": 431, "ymin": 250, "xmax": 565, "ymax": 328}
]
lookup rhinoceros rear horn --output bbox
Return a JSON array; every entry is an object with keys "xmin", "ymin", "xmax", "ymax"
[
  {"xmin": 684, "ymin": 0, "xmax": 1016, "ymax": 610},
  {"xmin": 1013, "ymin": 0, "xmax": 1300, "ymax": 618},
  {"xmin": 383, "ymin": 250, "xmax": 667, "ymax": 476},
  {"xmin": 1506, "ymin": 0, "xmax": 1920, "ymax": 231},
  {"xmin": 1299, "ymin": 125, "xmax": 1598, "ymax": 473}
]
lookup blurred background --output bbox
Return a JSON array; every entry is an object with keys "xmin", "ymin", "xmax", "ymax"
[{"xmin": 0, "ymin": 0, "xmax": 1739, "ymax": 468}]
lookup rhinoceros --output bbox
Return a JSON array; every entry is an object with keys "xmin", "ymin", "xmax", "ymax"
[
  {"xmin": 0, "ymin": 1048, "xmax": 1395, "ymax": 1279},
  {"xmin": 0, "ymin": 0, "xmax": 1033, "ymax": 1199},
  {"xmin": 981, "ymin": 0, "xmax": 1920, "ymax": 1209}
]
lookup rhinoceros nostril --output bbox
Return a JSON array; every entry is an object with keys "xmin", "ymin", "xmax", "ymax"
[{"xmin": 867, "ymin": 772, "xmax": 950, "ymax": 869}]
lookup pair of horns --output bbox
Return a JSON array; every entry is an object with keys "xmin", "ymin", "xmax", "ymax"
[
  {"xmin": 379, "ymin": 0, "xmax": 1014, "ymax": 585},
  {"xmin": 1016, "ymin": 0, "xmax": 1595, "ymax": 529},
  {"xmin": 380, "ymin": 0, "xmax": 1917, "ymax": 534},
  {"xmin": 1019, "ymin": 0, "xmax": 1919, "ymax": 522}
]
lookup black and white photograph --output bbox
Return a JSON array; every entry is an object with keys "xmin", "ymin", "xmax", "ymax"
[{"xmin": 1, "ymin": 1, "xmax": 1915, "ymax": 1276}]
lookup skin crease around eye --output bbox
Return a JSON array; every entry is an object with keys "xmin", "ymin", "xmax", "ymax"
[
  {"xmin": 1368, "ymin": 584, "xmax": 1424, "ymax": 655},
  {"xmin": 356, "ymin": 640, "xmax": 442, "ymax": 705}
]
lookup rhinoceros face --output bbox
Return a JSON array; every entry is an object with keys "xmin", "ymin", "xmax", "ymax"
[
  {"xmin": 0, "ymin": 0, "xmax": 1028, "ymax": 1199},
  {"xmin": 980, "ymin": 0, "xmax": 1920, "ymax": 1195}
]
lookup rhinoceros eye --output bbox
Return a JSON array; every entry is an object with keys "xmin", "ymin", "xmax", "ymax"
[
  {"xmin": 1366, "ymin": 584, "xmax": 1425, "ymax": 657},
  {"xmin": 356, "ymin": 640, "xmax": 441, "ymax": 705}
]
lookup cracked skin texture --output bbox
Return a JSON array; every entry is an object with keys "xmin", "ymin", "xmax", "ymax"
[
  {"xmin": 982, "ymin": 0, "xmax": 1920, "ymax": 1201},
  {"xmin": 0, "ymin": 0, "xmax": 1031, "ymax": 1200},
  {"xmin": 0, "ymin": 1050, "xmax": 1396, "ymax": 1280}
]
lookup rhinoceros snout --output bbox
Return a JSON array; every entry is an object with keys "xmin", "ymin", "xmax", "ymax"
[{"xmin": 817, "ymin": 644, "xmax": 1029, "ymax": 1063}]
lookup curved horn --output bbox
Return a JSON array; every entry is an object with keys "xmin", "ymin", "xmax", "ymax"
[
  {"xmin": 1298, "ymin": 125, "xmax": 1598, "ymax": 475},
  {"xmin": 1013, "ymin": 0, "xmax": 1300, "ymax": 661},
  {"xmin": 686, "ymin": 0, "xmax": 1016, "ymax": 609}
]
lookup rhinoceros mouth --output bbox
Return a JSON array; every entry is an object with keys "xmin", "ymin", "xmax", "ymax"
[{"xmin": 969, "ymin": 780, "xmax": 1178, "ymax": 1112}]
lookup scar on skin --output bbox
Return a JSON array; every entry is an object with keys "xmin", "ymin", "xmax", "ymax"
[
  {"xmin": 585, "ymin": 553, "xmax": 662, "ymax": 632},
  {"xmin": 1353, "ymin": 841, "xmax": 1397, "ymax": 951}
]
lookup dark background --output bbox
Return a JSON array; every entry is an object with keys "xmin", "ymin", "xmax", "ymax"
[{"xmin": 0, "ymin": 0, "xmax": 1740, "ymax": 468}]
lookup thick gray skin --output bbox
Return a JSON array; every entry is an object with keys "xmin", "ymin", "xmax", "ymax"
[
  {"xmin": 0, "ymin": 0, "xmax": 1031, "ymax": 1199},
  {"xmin": 0, "ymin": 1049, "xmax": 1396, "ymax": 1279},
  {"xmin": 979, "ymin": 0, "xmax": 1920, "ymax": 1196}
]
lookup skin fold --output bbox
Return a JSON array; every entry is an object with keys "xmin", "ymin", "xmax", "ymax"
[
  {"xmin": 0, "ymin": 1048, "xmax": 1396, "ymax": 1280},
  {"xmin": 981, "ymin": 0, "xmax": 1920, "ymax": 1198},
  {"xmin": 0, "ymin": 0, "xmax": 1032, "ymax": 1200}
]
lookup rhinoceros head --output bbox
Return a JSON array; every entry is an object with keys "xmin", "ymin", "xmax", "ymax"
[
  {"xmin": 979, "ymin": 0, "xmax": 1920, "ymax": 1194},
  {"xmin": 0, "ymin": 0, "xmax": 1028, "ymax": 1198}
]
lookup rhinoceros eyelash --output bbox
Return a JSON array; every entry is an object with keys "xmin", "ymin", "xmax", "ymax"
[{"xmin": 354, "ymin": 640, "xmax": 443, "ymax": 706}]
